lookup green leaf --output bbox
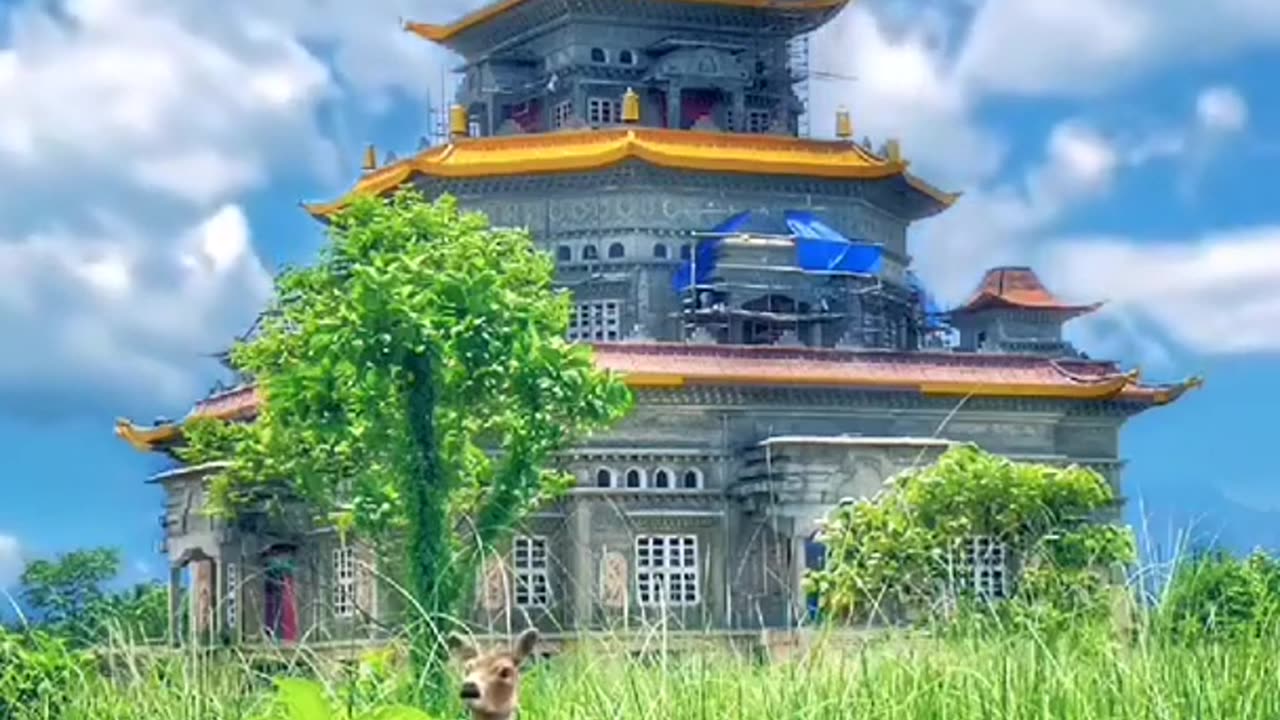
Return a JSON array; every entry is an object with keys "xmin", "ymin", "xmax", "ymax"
[
  {"xmin": 273, "ymin": 678, "xmax": 334, "ymax": 720},
  {"xmin": 357, "ymin": 705, "xmax": 437, "ymax": 720}
]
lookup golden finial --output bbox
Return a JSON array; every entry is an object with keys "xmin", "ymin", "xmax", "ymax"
[
  {"xmin": 362, "ymin": 144, "xmax": 377, "ymax": 171},
  {"xmin": 450, "ymin": 104, "xmax": 469, "ymax": 138},
  {"xmin": 885, "ymin": 138, "xmax": 902, "ymax": 164},
  {"xmin": 835, "ymin": 107, "xmax": 852, "ymax": 139},
  {"xmin": 622, "ymin": 87, "xmax": 640, "ymax": 123}
]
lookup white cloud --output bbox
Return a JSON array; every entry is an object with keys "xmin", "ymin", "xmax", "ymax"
[
  {"xmin": 1043, "ymin": 227, "xmax": 1280, "ymax": 355},
  {"xmin": 809, "ymin": 4, "xmax": 1004, "ymax": 187},
  {"xmin": 956, "ymin": 0, "xmax": 1280, "ymax": 98},
  {"xmin": 0, "ymin": 0, "xmax": 479, "ymax": 419},
  {"xmin": 0, "ymin": 535, "xmax": 22, "ymax": 590},
  {"xmin": 1197, "ymin": 86, "xmax": 1250, "ymax": 133}
]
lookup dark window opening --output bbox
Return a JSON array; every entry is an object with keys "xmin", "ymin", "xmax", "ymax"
[
  {"xmin": 653, "ymin": 243, "xmax": 668, "ymax": 259},
  {"xmin": 619, "ymin": 50, "xmax": 636, "ymax": 65},
  {"xmin": 654, "ymin": 469, "xmax": 672, "ymax": 489},
  {"xmin": 679, "ymin": 244, "xmax": 691, "ymax": 260},
  {"xmin": 583, "ymin": 245, "xmax": 599, "ymax": 261},
  {"xmin": 625, "ymin": 469, "xmax": 643, "ymax": 488},
  {"xmin": 557, "ymin": 245, "xmax": 572, "ymax": 262},
  {"xmin": 681, "ymin": 470, "xmax": 700, "ymax": 489},
  {"xmin": 590, "ymin": 47, "xmax": 607, "ymax": 63},
  {"xmin": 595, "ymin": 468, "xmax": 614, "ymax": 488},
  {"xmin": 608, "ymin": 242, "xmax": 625, "ymax": 259}
]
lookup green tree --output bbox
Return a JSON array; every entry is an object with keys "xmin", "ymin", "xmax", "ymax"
[
  {"xmin": 808, "ymin": 444, "xmax": 1135, "ymax": 628},
  {"xmin": 180, "ymin": 190, "xmax": 632, "ymax": 685},
  {"xmin": 20, "ymin": 548, "xmax": 120, "ymax": 641}
]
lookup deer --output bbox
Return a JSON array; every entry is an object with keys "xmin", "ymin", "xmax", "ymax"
[{"xmin": 449, "ymin": 628, "xmax": 540, "ymax": 720}]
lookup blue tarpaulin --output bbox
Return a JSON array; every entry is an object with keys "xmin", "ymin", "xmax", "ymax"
[
  {"xmin": 673, "ymin": 209, "xmax": 884, "ymax": 293},
  {"xmin": 785, "ymin": 210, "xmax": 883, "ymax": 274}
]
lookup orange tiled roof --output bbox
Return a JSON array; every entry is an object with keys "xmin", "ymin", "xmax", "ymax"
[
  {"xmin": 114, "ymin": 343, "xmax": 1201, "ymax": 452},
  {"xmin": 952, "ymin": 266, "xmax": 1102, "ymax": 316},
  {"xmin": 405, "ymin": 0, "xmax": 852, "ymax": 45},
  {"xmin": 301, "ymin": 128, "xmax": 957, "ymax": 218}
]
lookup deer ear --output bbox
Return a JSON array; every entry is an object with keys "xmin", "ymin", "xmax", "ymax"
[
  {"xmin": 513, "ymin": 628, "xmax": 540, "ymax": 663},
  {"xmin": 448, "ymin": 631, "xmax": 479, "ymax": 661}
]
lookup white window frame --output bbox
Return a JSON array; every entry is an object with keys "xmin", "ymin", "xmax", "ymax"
[
  {"xmin": 568, "ymin": 300, "xmax": 622, "ymax": 342},
  {"xmin": 961, "ymin": 536, "xmax": 1009, "ymax": 601},
  {"xmin": 623, "ymin": 467, "xmax": 647, "ymax": 489},
  {"xmin": 680, "ymin": 468, "xmax": 704, "ymax": 489},
  {"xmin": 552, "ymin": 100, "xmax": 573, "ymax": 129},
  {"xmin": 224, "ymin": 561, "xmax": 239, "ymax": 630},
  {"xmin": 333, "ymin": 545, "xmax": 357, "ymax": 618},
  {"xmin": 587, "ymin": 96, "xmax": 622, "ymax": 125},
  {"xmin": 652, "ymin": 467, "xmax": 675, "ymax": 489},
  {"xmin": 635, "ymin": 535, "xmax": 700, "ymax": 607},
  {"xmin": 468, "ymin": 118, "xmax": 481, "ymax": 137},
  {"xmin": 513, "ymin": 535, "xmax": 552, "ymax": 608}
]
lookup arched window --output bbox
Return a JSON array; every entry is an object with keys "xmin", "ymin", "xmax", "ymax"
[
  {"xmin": 679, "ymin": 244, "xmax": 691, "ymax": 260},
  {"xmin": 608, "ymin": 242, "xmax": 625, "ymax": 259},
  {"xmin": 557, "ymin": 245, "xmax": 572, "ymax": 262},
  {"xmin": 624, "ymin": 467, "xmax": 646, "ymax": 489},
  {"xmin": 590, "ymin": 47, "xmax": 607, "ymax": 63},
  {"xmin": 619, "ymin": 49, "xmax": 636, "ymax": 65},
  {"xmin": 595, "ymin": 467, "xmax": 616, "ymax": 488},
  {"xmin": 653, "ymin": 468, "xmax": 674, "ymax": 489},
  {"xmin": 582, "ymin": 244, "xmax": 599, "ymax": 261},
  {"xmin": 653, "ymin": 243, "xmax": 668, "ymax": 259},
  {"xmin": 681, "ymin": 468, "xmax": 703, "ymax": 489}
]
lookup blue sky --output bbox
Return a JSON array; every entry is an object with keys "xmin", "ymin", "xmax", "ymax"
[{"xmin": 0, "ymin": 0, "xmax": 1277, "ymax": 593}]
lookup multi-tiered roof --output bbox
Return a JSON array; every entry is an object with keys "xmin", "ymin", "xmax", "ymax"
[{"xmin": 115, "ymin": 0, "xmax": 1201, "ymax": 453}]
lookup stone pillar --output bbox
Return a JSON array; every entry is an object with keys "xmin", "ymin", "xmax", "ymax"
[
  {"xmin": 572, "ymin": 498, "xmax": 593, "ymax": 629},
  {"xmin": 667, "ymin": 83, "xmax": 682, "ymax": 129},
  {"xmin": 168, "ymin": 564, "xmax": 182, "ymax": 647}
]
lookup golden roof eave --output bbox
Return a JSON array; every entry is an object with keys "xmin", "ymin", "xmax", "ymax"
[
  {"xmin": 116, "ymin": 371, "xmax": 1200, "ymax": 453},
  {"xmin": 302, "ymin": 128, "xmax": 959, "ymax": 219},
  {"xmin": 405, "ymin": 0, "xmax": 852, "ymax": 44}
]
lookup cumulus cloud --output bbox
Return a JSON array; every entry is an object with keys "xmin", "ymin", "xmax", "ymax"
[
  {"xmin": 0, "ymin": 535, "xmax": 22, "ymax": 590},
  {"xmin": 1043, "ymin": 227, "xmax": 1280, "ymax": 356},
  {"xmin": 1197, "ymin": 86, "xmax": 1250, "ymax": 133},
  {"xmin": 0, "ymin": 0, "xmax": 478, "ymax": 420},
  {"xmin": 955, "ymin": 0, "xmax": 1280, "ymax": 98}
]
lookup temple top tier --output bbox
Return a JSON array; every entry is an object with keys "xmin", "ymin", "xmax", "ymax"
[{"xmin": 407, "ymin": 0, "xmax": 852, "ymax": 58}]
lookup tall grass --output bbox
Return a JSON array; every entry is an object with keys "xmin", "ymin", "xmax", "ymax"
[{"xmin": 5, "ymin": 617, "xmax": 1280, "ymax": 720}]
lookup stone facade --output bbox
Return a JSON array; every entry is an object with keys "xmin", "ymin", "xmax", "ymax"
[{"xmin": 130, "ymin": 0, "xmax": 1190, "ymax": 647}]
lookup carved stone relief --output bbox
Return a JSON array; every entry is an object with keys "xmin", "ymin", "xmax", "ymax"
[{"xmin": 599, "ymin": 551, "xmax": 628, "ymax": 609}]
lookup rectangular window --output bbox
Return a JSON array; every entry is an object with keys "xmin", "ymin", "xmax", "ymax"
[
  {"xmin": 635, "ymin": 535, "xmax": 699, "ymax": 607},
  {"xmin": 746, "ymin": 110, "xmax": 771, "ymax": 134},
  {"xmin": 468, "ymin": 118, "xmax": 481, "ymax": 137},
  {"xmin": 513, "ymin": 536, "xmax": 551, "ymax": 607},
  {"xmin": 960, "ymin": 536, "xmax": 1008, "ymax": 600},
  {"xmin": 333, "ymin": 545, "xmax": 357, "ymax": 618},
  {"xmin": 567, "ymin": 300, "xmax": 621, "ymax": 342},
  {"xmin": 224, "ymin": 562, "xmax": 239, "ymax": 630},
  {"xmin": 587, "ymin": 97, "xmax": 621, "ymax": 125},
  {"xmin": 552, "ymin": 100, "xmax": 573, "ymax": 129}
]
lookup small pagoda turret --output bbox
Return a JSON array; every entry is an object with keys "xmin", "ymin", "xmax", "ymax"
[{"xmin": 946, "ymin": 266, "xmax": 1102, "ymax": 356}]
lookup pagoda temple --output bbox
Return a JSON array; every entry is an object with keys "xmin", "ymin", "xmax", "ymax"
[{"xmin": 115, "ymin": 0, "xmax": 1201, "ymax": 651}]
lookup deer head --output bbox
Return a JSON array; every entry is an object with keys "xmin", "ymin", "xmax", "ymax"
[{"xmin": 450, "ymin": 628, "xmax": 540, "ymax": 720}]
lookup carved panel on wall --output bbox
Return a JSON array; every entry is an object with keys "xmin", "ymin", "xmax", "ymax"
[
  {"xmin": 945, "ymin": 421, "xmax": 1052, "ymax": 450},
  {"xmin": 479, "ymin": 558, "xmax": 509, "ymax": 612},
  {"xmin": 599, "ymin": 551, "xmax": 628, "ymax": 609},
  {"xmin": 836, "ymin": 455, "xmax": 887, "ymax": 500}
]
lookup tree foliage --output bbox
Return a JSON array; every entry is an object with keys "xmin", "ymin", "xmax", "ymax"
[
  {"xmin": 1156, "ymin": 547, "xmax": 1280, "ymax": 640},
  {"xmin": 179, "ymin": 190, "xmax": 632, "ymax": 678},
  {"xmin": 808, "ymin": 444, "xmax": 1136, "ymax": 627},
  {"xmin": 17, "ymin": 547, "xmax": 170, "ymax": 646}
]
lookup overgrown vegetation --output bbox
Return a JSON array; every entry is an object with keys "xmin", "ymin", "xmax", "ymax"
[
  {"xmin": 177, "ymin": 190, "xmax": 633, "ymax": 685},
  {"xmin": 808, "ymin": 444, "xmax": 1136, "ymax": 631}
]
